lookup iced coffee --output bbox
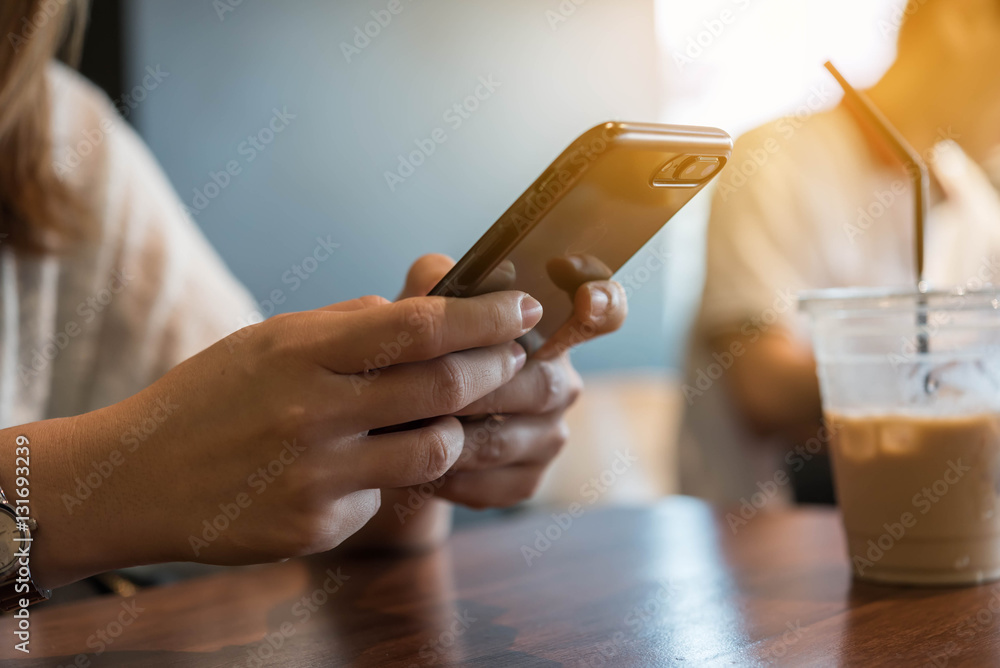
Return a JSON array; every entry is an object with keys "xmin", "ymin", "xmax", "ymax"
[
  {"xmin": 827, "ymin": 412, "xmax": 1000, "ymax": 584},
  {"xmin": 801, "ymin": 287, "xmax": 1000, "ymax": 586}
]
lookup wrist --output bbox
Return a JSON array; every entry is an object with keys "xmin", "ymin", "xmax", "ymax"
[
  {"xmin": 0, "ymin": 399, "xmax": 175, "ymax": 589},
  {"xmin": 0, "ymin": 414, "xmax": 93, "ymax": 589}
]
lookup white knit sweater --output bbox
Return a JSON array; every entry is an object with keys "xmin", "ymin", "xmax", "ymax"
[{"xmin": 0, "ymin": 63, "xmax": 256, "ymax": 427}]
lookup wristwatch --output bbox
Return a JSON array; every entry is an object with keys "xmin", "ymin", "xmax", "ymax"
[{"xmin": 0, "ymin": 485, "xmax": 50, "ymax": 613}]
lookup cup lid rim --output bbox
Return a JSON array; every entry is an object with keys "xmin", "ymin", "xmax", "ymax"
[{"xmin": 798, "ymin": 285, "xmax": 1000, "ymax": 313}]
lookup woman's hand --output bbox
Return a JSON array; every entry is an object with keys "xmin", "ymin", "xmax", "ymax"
[
  {"xmin": 349, "ymin": 254, "xmax": 627, "ymax": 548},
  {"xmin": 7, "ymin": 288, "xmax": 544, "ymax": 589}
]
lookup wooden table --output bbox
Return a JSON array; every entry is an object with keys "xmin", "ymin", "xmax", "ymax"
[{"xmin": 3, "ymin": 497, "xmax": 999, "ymax": 667}]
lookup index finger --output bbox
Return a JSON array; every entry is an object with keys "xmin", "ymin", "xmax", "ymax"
[{"xmin": 311, "ymin": 292, "xmax": 543, "ymax": 374}]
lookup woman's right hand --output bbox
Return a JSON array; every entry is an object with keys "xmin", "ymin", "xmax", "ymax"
[{"xmin": 9, "ymin": 291, "xmax": 541, "ymax": 589}]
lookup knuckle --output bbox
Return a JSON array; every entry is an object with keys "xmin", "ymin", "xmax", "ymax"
[
  {"xmin": 405, "ymin": 298, "xmax": 446, "ymax": 356},
  {"xmin": 566, "ymin": 365, "xmax": 584, "ymax": 407},
  {"xmin": 271, "ymin": 403, "xmax": 311, "ymax": 440},
  {"xmin": 502, "ymin": 345, "xmax": 523, "ymax": 381},
  {"xmin": 247, "ymin": 317, "xmax": 284, "ymax": 356},
  {"xmin": 358, "ymin": 294, "xmax": 390, "ymax": 309},
  {"xmin": 431, "ymin": 356, "xmax": 471, "ymax": 413},
  {"xmin": 467, "ymin": 425, "xmax": 504, "ymax": 465},
  {"xmin": 550, "ymin": 419, "xmax": 571, "ymax": 456},
  {"xmin": 250, "ymin": 312, "xmax": 307, "ymax": 362},
  {"xmin": 485, "ymin": 296, "xmax": 512, "ymax": 339},
  {"xmin": 481, "ymin": 433, "xmax": 505, "ymax": 465},
  {"xmin": 266, "ymin": 312, "xmax": 300, "ymax": 336},
  {"xmin": 535, "ymin": 360, "xmax": 565, "ymax": 412},
  {"xmin": 417, "ymin": 425, "xmax": 456, "ymax": 480},
  {"xmin": 610, "ymin": 283, "xmax": 628, "ymax": 321}
]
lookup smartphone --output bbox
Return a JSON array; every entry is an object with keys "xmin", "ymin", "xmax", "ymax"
[{"xmin": 430, "ymin": 121, "xmax": 732, "ymax": 356}]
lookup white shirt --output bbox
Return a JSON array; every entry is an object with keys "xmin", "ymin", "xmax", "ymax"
[
  {"xmin": 680, "ymin": 105, "xmax": 1000, "ymax": 505},
  {"xmin": 0, "ymin": 64, "xmax": 256, "ymax": 427}
]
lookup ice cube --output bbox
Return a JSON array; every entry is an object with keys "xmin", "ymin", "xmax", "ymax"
[
  {"xmin": 880, "ymin": 421, "xmax": 918, "ymax": 456},
  {"xmin": 839, "ymin": 419, "xmax": 878, "ymax": 461}
]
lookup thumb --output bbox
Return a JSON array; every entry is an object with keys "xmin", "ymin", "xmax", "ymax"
[{"xmin": 398, "ymin": 254, "xmax": 456, "ymax": 300}]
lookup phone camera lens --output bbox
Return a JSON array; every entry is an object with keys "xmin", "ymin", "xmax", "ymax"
[
  {"xmin": 651, "ymin": 155, "xmax": 725, "ymax": 187},
  {"xmin": 677, "ymin": 156, "xmax": 722, "ymax": 181}
]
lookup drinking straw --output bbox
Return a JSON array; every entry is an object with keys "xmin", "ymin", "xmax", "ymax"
[{"xmin": 824, "ymin": 61, "xmax": 930, "ymax": 353}]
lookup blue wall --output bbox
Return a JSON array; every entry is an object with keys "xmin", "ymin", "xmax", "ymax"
[{"xmin": 126, "ymin": 0, "xmax": 677, "ymax": 372}]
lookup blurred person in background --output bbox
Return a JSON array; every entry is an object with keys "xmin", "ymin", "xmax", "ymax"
[
  {"xmin": 0, "ymin": 0, "xmax": 626, "ymax": 601},
  {"xmin": 681, "ymin": 0, "xmax": 1000, "ymax": 505}
]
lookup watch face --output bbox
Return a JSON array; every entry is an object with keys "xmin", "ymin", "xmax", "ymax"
[{"xmin": 0, "ymin": 510, "xmax": 21, "ymax": 571}]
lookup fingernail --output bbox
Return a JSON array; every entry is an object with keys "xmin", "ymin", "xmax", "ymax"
[
  {"xmin": 511, "ymin": 342, "xmax": 527, "ymax": 369},
  {"xmin": 590, "ymin": 286, "xmax": 610, "ymax": 318},
  {"xmin": 520, "ymin": 295, "xmax": 543, "ymax": 330}
]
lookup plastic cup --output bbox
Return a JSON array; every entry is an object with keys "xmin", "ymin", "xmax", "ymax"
[{"xmin": 800, "ymin": 287, "xmax": 1000, "ymax": 585}]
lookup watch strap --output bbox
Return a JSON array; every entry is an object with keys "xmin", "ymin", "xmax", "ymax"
[{"xmin": 0, "ymin": 577, "xmax": 50, "ymax": 613}]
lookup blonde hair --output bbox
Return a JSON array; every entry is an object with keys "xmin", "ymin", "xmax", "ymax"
[{"xmin": 0, "ymin": 0, "xmax": 89, "ymax": 253}]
